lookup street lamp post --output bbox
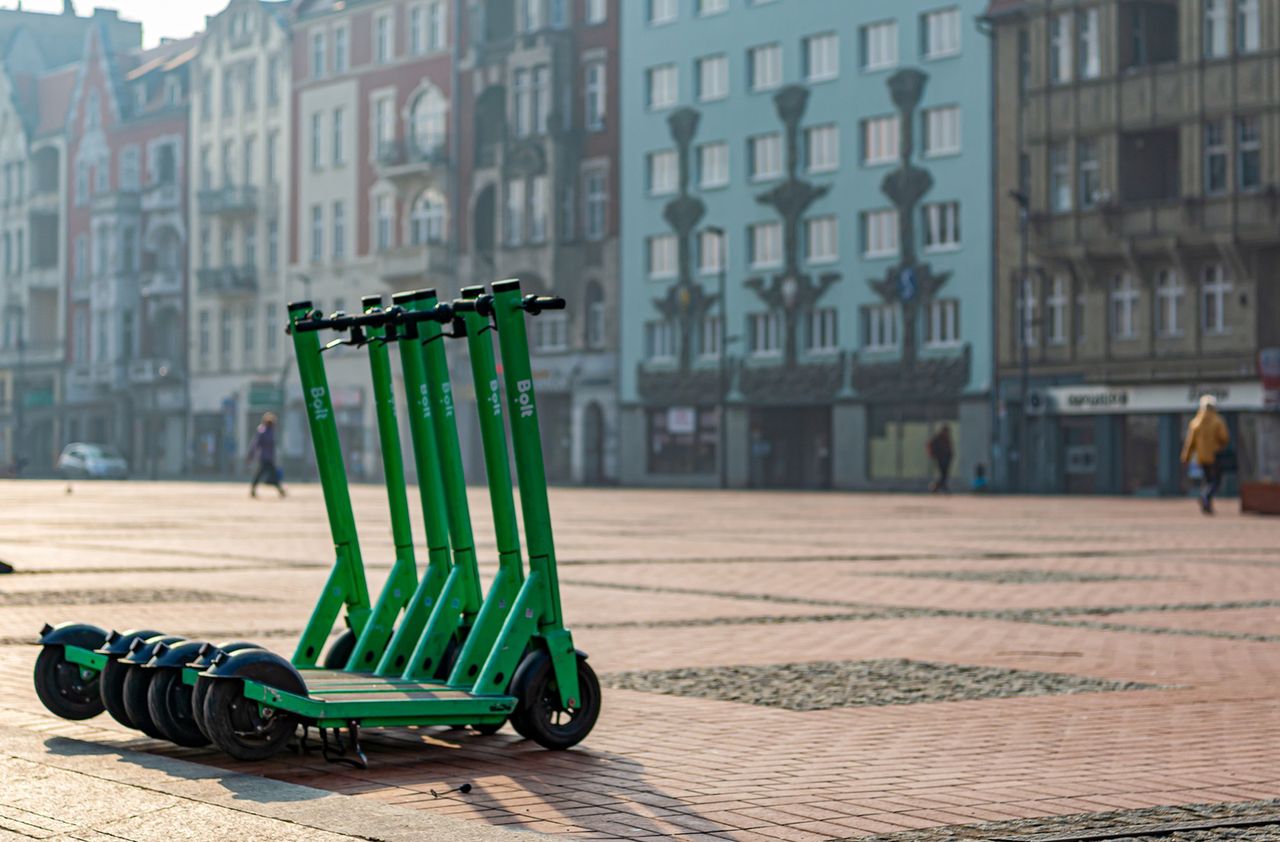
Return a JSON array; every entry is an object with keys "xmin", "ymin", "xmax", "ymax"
[
  {"xmin": 706, "ymin": 226, "xmax": 729, "ymax": 489},
  {"xmin": 1010, "ymin": 189, "xmax": 1030, "ymax": 493}
]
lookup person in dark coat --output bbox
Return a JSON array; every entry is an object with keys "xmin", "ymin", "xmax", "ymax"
[
  {"xmin": 246, "ymin": 412, "xmax": 285, "ymax": 498},
  {"xmin": 927, "ymin": 424, "xmax": 954, "ymax": 493}
]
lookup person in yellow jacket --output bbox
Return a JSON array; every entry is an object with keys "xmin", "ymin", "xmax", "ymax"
[{"xmin": 1181, "ymin": 394, "xmax": 1230, "ymax": 514}]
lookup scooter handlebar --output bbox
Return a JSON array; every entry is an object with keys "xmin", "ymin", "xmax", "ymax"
[{"xmin": 520, "ymin": 295, "xmax": 566, "ymax": 315}]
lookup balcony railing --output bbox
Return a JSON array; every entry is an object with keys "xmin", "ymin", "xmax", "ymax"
[
  {"xmin": 197, "ymin": 185, "xmax": 259, "ymax": 215},
  {"xmin": 140, "ymin": 269, "xmax": 182, "ymax": 298},
  {"xmin": 374, "ymin": 140, "xmax": 448, "ymax": 182},
  {"xmin": 197, "ymin": 265, "xmax": 258, "ymax": 295},
  {"xmin": 376, "ymin": 243, "xmax": 452, "ymax": 283},
  {"xmin": 142, "ymin": 181, "xmax": 181, "ymax": 212},
  {"xmin": 91, "ymin": 190, "xmax": 141, "ymax": 215}
]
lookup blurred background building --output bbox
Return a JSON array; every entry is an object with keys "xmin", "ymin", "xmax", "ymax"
[
  {"xmin": 988, "ymin": 0, "xmax": 1280, "ymax": 495},
  {"xmin": 618, "ymin": 0, "xmax": 993, "ymax": 490}
]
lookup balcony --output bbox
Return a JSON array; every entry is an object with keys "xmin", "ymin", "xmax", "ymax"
[
  {"xmin": 142, "ymin": 181, "xmax": 181, "ymax": 212},
  {"xmin": 91, "ymin": 190, "xmax": 141, "ymax": 216},
  {"xmin": 140, "ymin": 269, "xmax": 182, "ymax": 298},
  {"xmin": 67, "ymin": 360, "xmax": 126, "ymax": 393},
  {"xmin": 197, "ymin": 265, "xmax": 258, "ymax": 296},
  {"xmin": 374, "ymin": 140, "xmax": 448, "ymax": 186},
  {"xmin": 376, "ymin": 244, "xmax": 452, "ymax": 285},
  {"xmin": 128, "ymin": 358, "xmax": 177, "ymax": 384},
  {"xmin": 0, "ymin": 342, "xmax": 62, "ymax": 368},
  {"xmin": 197, "ymin": 185, "xmax": 259, "ymax": 216},
  {"xmin": 27, "ymin": 185, "xmax": 59, "ymax": 215}
]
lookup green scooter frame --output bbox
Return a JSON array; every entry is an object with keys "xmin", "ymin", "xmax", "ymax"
[{"xmin": 195, "ymin": 282, "xmax": 599, "ymax": 763}]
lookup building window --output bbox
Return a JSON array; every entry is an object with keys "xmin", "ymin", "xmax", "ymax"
[
  {"xmin": 1204, "ymin": 120, "xmax": 1228, "ymax": 194},
  {"xmin": 1049, "ymin": 143, "xmax": 1072, "ymax": 212},
  {"xmin": 1076, "ymin": 8, "xmax": 1100, "ymax": 78},
  {"xmin": 1238, "ymin": 116, "xmax": 1261, "ymax": 191},
  {"xmin": 242, "ymin": 136, "xmax": 256, "ymax": 184},
  {"xmin": 310, "ymin": 204, "xmax": 323, "ymax": 262},
  {"xmin": 513, "ymin": 69, "xmax": 532, "ymax": 137},
  {"xmin": 587, "ymin": 0, "xmax": 607, "ymax": 24},
  {"xmin": 584, "ymin": 168, "xmax": 608, "ymax": 241},
  {"xmin": 862, "ymin": 21, "xmax": 898, "ymax": 71},
  {"xmin": 922, "ymin": 106, "xmax": 960, "ymax": 157},
  {"xmin": 375, "ymin": 97, "xmax": 395, "ymax": 152},
  {"xmin": 863, "ymin": 115, "xmax": 899, "ymax": 165},
  {"xmin": 697, "ymin": 54, "xmax": 729, "ymax": 101},
  {"xmin": 698, "ymin": 0, "xmax": 728, "ymax": 15},
  {"xmin": 647, "ymin": 234, "xmax": 677, "ymax": 278},
  {"xmin": 1111, "ymin": 273, "xmax": 1140, "ymax": 340},
  {"xmin": 373, "ymin": 195, "xmax": 392, "ymax": 250},
  {"xmin": 804, "ymin": 32, "xmax": 839, "ymax": 81},
  {"xmin": 532, "ymin": 66, "xmax": 552, "ymax": 135},
  {"xmin": 267, "ymin": 219, "xmax": 279, "ymax": 270},
  {"xmin": 749, "ymin": 221, "xmax": 782, "ymax": 268},
  {"xmin": 698, "ymin": 314, "xmax": 722, "ymax": 358},
  {"xmin": 647, "ymin": 64, "xmax": 678, "ymax": 110},
  {"xmin": 267, "ymin": 56, "xmax": 280, "ymax": 105},
  {"xmin": 644, "ymin": 320, "xmax": 675, "ymax": 361},
  {"xmin": 311, "ymin": 30, "xmax": 325, "ymax": 79},
  {"xmin": 1204, "ymin": 0, "xmax": 1229, "ymax": 58},
  {"xmin": 197, "ymin": 224, "xmax": 210, "ymax": 268},
  {"xmin": 585, "ymin": 60, "xmax": 607, "ymax": 130},
  {"xmin": 1202, "ymin": 264, "xmax": 1231, "ymax": 335},
  {"xmin": 807, "ymin": 308, "xmax": 838, "ymax": 353},
  {"xmin": 585, "ymin": 283, "xmax": 605, "ymax": 349},
  {"xmin": 266, "ymin": 131, "xmax": 279, "ymax": 184},
  {"xmin": 922, "ymin": 201, "xmax": 961, "ymax": 251},
  {"xmin": 1017, "ymin": 276, "xmax": 1038, "ymax": 347},
  {"xmin": 375, "ymin": 13, "xmax": 393, "ymax": 64},
  {"xmin": 522, "ymin": 0, "xmax": 545, "ymax": 31},
  {"xmin": 1155, "ymin": 268, "xmax": 1183, "ymax": 337},
  {"xmin": 411, "ymin": 88, "xmax": 447, "ymax": 155},
  {"xmin": 749, "ymin": 43, "xmax": 783, "ymax": 91},
  {"xmin": 244, "ymin": 221, "xmax": 257, "ymax": 267},
  {"xmin": 1046, "ymin": 276, "xmax": 1067, "ymax": 345},
  {"xmin": 333, "ymin": 25, "xmax": 348, "ymax": 73},
  {"xmin": 529, "ymin": 175, "xmax": 549, "ymax": 243},
  {"xmin": 411, "ymin": 190, "xmax": 447, "ymax": 244},
  {"xmin": 332, "ymin": 200, "xmax": 346, "ymax": 259},
  {"xmin": 1238, "ymin": 0, "xmax": 1260, "ymax": 52},
  {"xmin": 198, "ymin": 311, "xmax": 211, "ymax": 362},
  {"xmin": 648, "ymin": 150, "xmax": 678, "ymax": 196},
  {"xmin": 748, "ymin": 311, "xmax": 782, "ymax": 356},
  {"xmin": 503, "ymin": 179, "xmax": 525, "ymax": 245},
  {"xmin": 222, "ymin": 69, "xmax": 235, "ymax": 116},
  {"xmin": 310, "ymin": 112, "xmax": 323, "ymax": 171},
  {"xmin": 921, "ymin": 8, "xmax": 960, "ymax": 59},
  {"xmin": 805, "ymin": 124, "xmax": 839, "ymax": 173},
  {"xmin": 698, "ymin": 228, "xmax": 725, "ymax": 274},
  {"xmin": 1050, "ymin": 12, "xmax": 1072, "ymax": 83},
  {"xmin": 698, "ymin": 141, "xmax": 729, "ymax": 188},
  {"xmin": 1077, "ymin": 139, "xmax": 1101, "ymax": 208},
  {"xmin": 749, "ymin": 133, "xmax": 783, "ymax": 181},
  {"xmin": 331, "ymin": 107, "xmax": 345, "ymax": 166},
  {"xmin": 862, "ymin": 209, "xmax": 899, "ymax": 257},
  {"xmin": 805, "ymin": 215, "xmax": 838, "ymax": 264},
  {"xmin": 119, "ymin": 146, "xmax": 140, "ymax": 192},
  {"xmin": 925, "ymin": 298, "xmax": 960, "ymax": 347},
  {"xmin": 201, "ymin": 72, "xmax": 212, "ymax": 120},
  {"xmin": 862, "ymin": 304, "xmax": 898, "ymax": 350},
  {"xmin": 648, "ymin": 0, "xmax": 677, "ymax": 25},
  {"xmin": 530, "ymin": 311, "xmax": 568, "ymax": 353}
]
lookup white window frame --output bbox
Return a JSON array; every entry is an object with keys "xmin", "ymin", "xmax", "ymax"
[
  {"xmin": 863, "ymin": 115, "xmax": 900, "ymax": 166},
  {"xmin": 699, "ymin": 141, "xmax": 730, "ymax": 188},
  {"xmin": 698, "ymin": 0, "xmax": 728, "ymax": 16},
  {"xmin": 805, "ymin": 124, "xmax": 839, "ymax": 173},
  {"xmin": 649, "ymin": 0, "xmax": 677, "ymax": 26},
  {"xmin": 805, "ymin": 215, "xmax": 838, "ymax": 264},
  {"xmin": 863, "ymin": 304, "xmax": 899, "ymax": 350},
  {"xmin": 923, "ymin": 105, "xmax": 961, "ymax": 157},
  {"xmin": 1050, "ymin": 143, "xmax": 1072, "ymax": 212},
  {"xmin": 505, "ymin": 179, "xmax": 526, "ymax": 246},
  {"xmin": 807, "ymin": 308, "xmax": 839, "ymax": 353},
  {"xmin": 1046, "ymin": 276, "xmax": 1068, "ymax": 345},
  {"xmin": 804, "ymin": 32, "xmax": 839, "ymax": 82},
  {"xmin": 375, "ymin": 12, "xmax": 393, "ymax": 64},
  {"xmin": 647, "ymin": 64, "xmax": 678, "ymax": 111},
  {"xmin": 862, "ymin": 20, "xmax": 898, "ymax": 71},
  {"xmin": 697, "ymin": 54, "xmax": 729, "ymax": 102},
  {"xmin": 749, "ymin": 221, "xmax": 782, "ymax": 269},
  {"xmin": 698, "ymin": 228, "xmax": 725, "ymax": 275},
  {"xmin": 585, "ymin": 60, "xmax": 607, "ymax": 130},
  {"xmin": 1204, "ymin": 0, "xmax": 1229, "ymax": 58},
  {"xmin": 749, "ymin": 133, "xmax": 783, "ymax": 182},
  {"xmin": 1076, "ymin": 8, "xmax": 1100, "ymax": 79},
  {"xmin": 645, "ymin": 320, "xmax": 676, "ymax": 361},
  {"xmin": 583, "ymin": 167, "xmax": 608, "ymax": 241},
  {"xmin": 1155, "ymin": 268, "xmax": 1183, "ymax": 338},
  {"xmin": 1237, "ymin": 0, "xmax": 1260, "ymax": 53},
  {"xmin": 648, "ymin": 149, "xmax": 678, "ymax": 196},
  {"xmin": 925, "ymin": 298, "xmax": 961, "ymax": 348},
  {"xmin": 749, "ymin": 43, "xmax": 783, "ymax": 92},
  {"xmin": 1111, "ymin": 273, "xmax": 1140, "ymax": 340},
  {"xmin": 922, "ymin": 8, "xmax": 961, "ymax": 60},
  {"xmin": 333, "ymin": 24, "xmax": 349, "ymax": 73},
  {"xmin": 1202, "ymin": 263, "xmax": 1232, "ymax": 335},
  {"xmin": 648, "ymin": 234, "xmax": 677, "ymax": 278},
  {"xmin": 748, "ymin": 311, "xmax": 782, "ymax": 357},
  {"xmin": 862, "ymin": 209, "xmax": 899, "ymax": 258},
  {"xmin": 1018, "ymin": 276, "xmax": 1038, "ymax": 347},
  {"xmin": 922, "ymin": 201, "xmax": 961, "ymax": 252}
]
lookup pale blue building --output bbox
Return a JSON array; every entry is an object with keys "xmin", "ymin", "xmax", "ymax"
[{"xmin": 619, "ymin": 0, "xmax": 993, "ymax": 489}]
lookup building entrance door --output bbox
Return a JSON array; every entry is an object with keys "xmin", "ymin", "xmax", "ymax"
[{"xmin": 748, "ymin": 407, "xmax": 831, "ymax": 489}]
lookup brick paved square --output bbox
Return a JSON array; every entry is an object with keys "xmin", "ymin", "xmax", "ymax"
[{"xmin": 3, "ymin": 481, "xmax": 1280, "ymax": 839}]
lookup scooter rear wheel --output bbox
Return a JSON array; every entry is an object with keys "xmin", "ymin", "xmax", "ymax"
[
  {"xmin": 190, "ymin": 642, "xmax": 262, "ymax": 739},
  {"xmin": 509, "ymin": 651, "xmax": 600, "ymax": 750},
  {"xmin": 121, "ymin": 666, "xmax": 168, "ymax": 740},
  {"xmin": 34, "ymin": 646, "xmax": 104, "ymax": 720},
  {"xmin": 147, "ymin": 669, "xmax": 210, "ymax": 747},
  {"xmin": 202, "ymin": 679, "xmax": 297, "ymax": 761},
  {"xmin": 99, "ymin": 658, "xmax": 136, "ymax": 729}
]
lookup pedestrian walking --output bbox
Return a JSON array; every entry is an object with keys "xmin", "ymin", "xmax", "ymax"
[
  {"xmin": 247, "ymin": 412, "xmax": 285, "ymax": 498},
  {"xmin": 1181, "ymin": 395, "xmax": 1230, "ymax": 514},
  {"xmin": 927, "ymin": 424, "xmax": 954, "ymax": 493}
]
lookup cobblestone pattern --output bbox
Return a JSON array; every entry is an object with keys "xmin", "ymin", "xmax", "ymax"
[
  {"xmin": 602, "ymin": 659, "xmax": 1161, "ymax": 711},
  {"xmin": 0, "ymin": 588, "xmax": 269, "ymax": 607},
  {"xmin": 865, "ymin": 569, "xmax": 1162, "ymax": 584},
  {"xmin": 847, "ymin": 799, "xmax": 1280, "ymax": 841}
]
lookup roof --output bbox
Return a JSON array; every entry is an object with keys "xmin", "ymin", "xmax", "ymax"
[
  {"xmin": 32, "ymin": 65, "xmax": 77, "ymax": 137},
  {"xmin": 123, "ymin": 35, "xmax": 201, "ymax": 81},
  {"xmin": 0, "ymin": 6, "xmax": 140, "ymax": 70}
]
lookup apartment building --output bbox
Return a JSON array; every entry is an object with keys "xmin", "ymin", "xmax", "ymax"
[
  {"xmin": 620, "ymin": 0, "xmax": 993, "ymax": 489},
  {"xmin": 63, "ymin": 30, "xmax": 195, "ymax": 477},
  {"xmin": 0, "ymin": 5, "xmax": 141, "ymax": 472},
  {"xmin": 188, "ymin": 0, "xmax": 293, "ymax": 475},
  {"xmin": 453, "ymin": 0, "xmax": 621, "ymax": 484},
  {"xmin": 988, "ymin": 0, "xmax": 1280, "ymax": 494},
  {"xmin": 288, "ymin": 0, "xmax": 455, "ymax": 479}
]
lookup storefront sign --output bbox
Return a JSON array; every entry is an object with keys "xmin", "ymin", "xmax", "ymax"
[
  {"xmin": 1045, "ymin": 383, "xmax": 1265, "ymax": 415},
  {"xmin": 667, "ymin": 407, "xmax": 697, "ymax": 435},
  {"xmin": 1261, "ymin": 348, "xmax": 1280, "ymax": 410}
]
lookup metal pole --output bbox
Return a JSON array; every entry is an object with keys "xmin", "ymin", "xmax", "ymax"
[
  {"xmin": 14, "ymin": 307, "xmax": 24, "ymax": 472},
  {"xmin": 708, "ymin": 226, "xmax": 728, "ymax": 490},
  {"xmin": 1018, "ymin": 201, "xmax": 1029, "ymax": 493}
]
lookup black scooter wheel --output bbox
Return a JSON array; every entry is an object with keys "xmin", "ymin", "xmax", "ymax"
[
  {"xmin": 191, "ymin": 642, "xmax": 261, "ymax": 739},
  {"xmin": 99, "ymin": 658, "xmax": 135, "ymax": 729},
  {"xmin": 147, "ymin": 669, "xmax": 210, "ymax": 747},
  {"xmin": 34, "ymin": 646, "xmax": 104, "ymax": 720},
  {"xmin": 322, "ymin": 630, "xmax": 357, "ymax": 669},
  {"xmin": 203, "ymin": 680, "xmax": 297, "ymax": 761},
  {"xmin": 121, "ymin": 666, "xmax": 167, "ymax": 739},
  {"xmin": 509, "ymin": 651, "xmax": 600, "ymax": 750}
]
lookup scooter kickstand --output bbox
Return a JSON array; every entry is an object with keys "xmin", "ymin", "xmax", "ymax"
[{"xmin": 320, "ymin": 721, "xmax": 368, "ymax": 769}]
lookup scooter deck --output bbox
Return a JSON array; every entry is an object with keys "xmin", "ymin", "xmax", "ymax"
[{"xmin": 242, "ymin": 674, "xmax": 516, "ymax": 727}]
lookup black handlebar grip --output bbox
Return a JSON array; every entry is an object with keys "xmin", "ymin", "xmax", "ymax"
[
  {"xmin": 538, "ymin": 296, "xmax": 566, "ymax": 311},
  {"xmin": 451, "ymin": 299, "xmax": 478, "ymax": 313}
]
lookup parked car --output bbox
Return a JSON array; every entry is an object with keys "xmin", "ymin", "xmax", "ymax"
[{"xmin": 57, "ymin": 443, "xmax": 129, "ymax": 479}]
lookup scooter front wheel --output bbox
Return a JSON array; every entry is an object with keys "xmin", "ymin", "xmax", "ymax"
[
  {"xmin": 34, "ymin": 646, "xmax": 103, "ymax": 720},
  {"xmin": 202, "ymin": 679, "xmax": 298, "ymax": 761},
  {"xmin": 121, "ymin": 666, "xmax": 168, "ymax": 740},
  {"xmin": 147, "ymin": 669, "xmax": 210, "ymax": 748},
  {"xmin": 509, "ymin": 651, "xmax": 600, "ymax": 751}
]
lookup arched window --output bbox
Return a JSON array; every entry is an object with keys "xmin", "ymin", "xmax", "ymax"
[
  {"xmin": 410, "ymin": 190, "xmax": 447, "ymax": 244},
  {"xmin": 411, "ymin": 88, "xmax": 447, "ymax": 157}
]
